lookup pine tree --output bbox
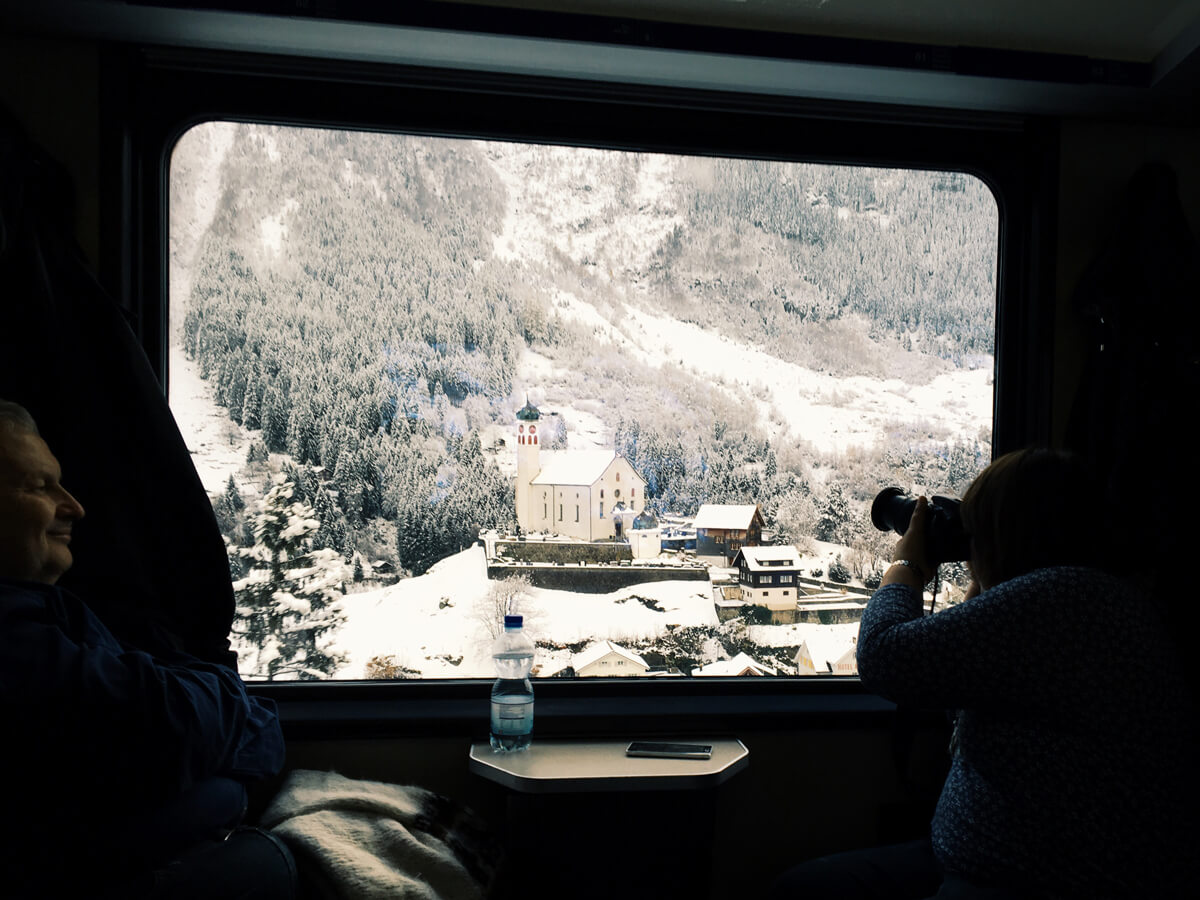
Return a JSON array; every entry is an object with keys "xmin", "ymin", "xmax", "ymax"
[
  {"xmin": 261, "ymin": 385, "xmax": 288, "ymax": 452},
  {"xmin": 816, "ymin": 482, "xmax": 851, "ymax": 544},
  {"xmin": 223, "ymin": 473, "xmax": 246, "ymax": 512},
  {"xmin": 233, "ymin": 476, "xmax": 349, "ymax": 680}
]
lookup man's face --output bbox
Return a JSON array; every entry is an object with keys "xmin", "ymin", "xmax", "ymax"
[{"xmin": 0, "ymin": 428, "xmax": 85, "ymax": 585}]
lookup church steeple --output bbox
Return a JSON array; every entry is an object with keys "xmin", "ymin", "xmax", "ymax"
[
  {"xmin": 516, "ymin": 394, "xmax": 540, "ymax": 422},
  {"xmin": 515, "ymin": 394, "xmax": 541, "ymax": 533}
]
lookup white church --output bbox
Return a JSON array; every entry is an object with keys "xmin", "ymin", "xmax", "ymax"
[{"xmin": 514, "ymin": 398, "xmax": 647, "ymax": 541}]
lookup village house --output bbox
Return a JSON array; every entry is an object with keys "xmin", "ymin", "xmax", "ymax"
[
  {"xmin": 573, "ymin": 640, "xmax": 650, "ymax": 677},
  {"xmin": 692, "ymin": 652, "xmax": 778, "ymax": 677},
  {"xmin": 731, "ymin": 544, "xmax": 803, "ymax": 621},
  {"xmin": 794, "ymin": 640, "xmax": 817, "ymax": 675},
  {"xmin": 514, "ymin": 398, "xmax": 647, "ymax": 541},
  {"xmin": 794, "ymin": 637, "xmax": 859, "ymax": 675},
  {"xmin": 832, "ymin": 642, "xmax": 858, "ymax": 675},
  {"xmin": 693, "ymin": 503, "xmax": 764, "ymax": 565}
]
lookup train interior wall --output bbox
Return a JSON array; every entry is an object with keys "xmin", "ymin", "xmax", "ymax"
[{"xmin": 3, "ymin": 27, "xmax": 1198, "ymax": 895}]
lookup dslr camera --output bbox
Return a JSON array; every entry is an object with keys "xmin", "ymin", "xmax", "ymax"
[{"xmin": 870, "ymin": 488, "xmax": 971, "ymax": 565}]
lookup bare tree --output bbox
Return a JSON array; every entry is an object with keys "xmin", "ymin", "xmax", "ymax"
[{"xmin": 476, "ymin": 573, "xmax": 533, "ymax": 640}]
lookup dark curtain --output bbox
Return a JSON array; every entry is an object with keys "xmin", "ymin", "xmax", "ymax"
[
  {"xmin": 1066, "ymin": 162, "xmax": 1200, "ymax": 694},
  {"xmin": 1, "ymin": 109, "xmax": 236, "ymax": 666}
]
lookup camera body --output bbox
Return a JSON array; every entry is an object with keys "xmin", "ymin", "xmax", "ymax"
[{"xmin": 870, "ymin": 487, "xmax": 971, "ymax": 565}]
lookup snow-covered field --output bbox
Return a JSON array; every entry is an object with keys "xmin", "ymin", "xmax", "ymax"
[
  {"xmin": 331, "ymin": 546, "xmax": 861, "ymax": 680},
  {"xmin": 168, "ymin": 344, "xmax": 255, "ymax": 497},
  {"xmin": 334, "ymin": 546, "xmax": 716, "ymax": 679}
]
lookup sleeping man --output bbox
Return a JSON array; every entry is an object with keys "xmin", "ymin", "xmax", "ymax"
[{"xmin": 0, "ymin": 398, "xmax": 295, "ymax": 899}]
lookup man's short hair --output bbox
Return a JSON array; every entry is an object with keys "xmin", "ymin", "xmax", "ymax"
[{"xmin": 0, "ymin": 399, "xmax": 39, "ymax": 436}]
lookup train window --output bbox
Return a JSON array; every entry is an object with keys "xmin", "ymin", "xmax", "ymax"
[{"xmin": 168, "ymin": 121, "xmax": 997, "ymax": 682}]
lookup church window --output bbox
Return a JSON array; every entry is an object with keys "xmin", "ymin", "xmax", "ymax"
[
  {"xmin": 599, "ymin": 502, "xmax": 604, "ymax": 518},
  {"xmin": 600, "ymin": 489, "xmax": 604, "ymax": 498},
  {"xmin": 616, "ymin": 473, "xmax": 620, "ymax": 482},
  {"xmin": 559, "ymin": 503, "xmax": 563, "ymax": 520},
  {"xmin": 575, "ymin": 505, "xmax": 580, "ymax": 522},
  {"xmin": 614, "ymin": 489, "xmax": 620, "ymax": 498}
]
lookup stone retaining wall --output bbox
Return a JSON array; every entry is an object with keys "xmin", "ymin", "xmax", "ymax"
[
  {"xmin": 493, "ymin": 540, "xmax": 632, "ymax": 565},
  {"xmin": 487, "ymin": 563, "xmax": 707, "ymax": 593}
]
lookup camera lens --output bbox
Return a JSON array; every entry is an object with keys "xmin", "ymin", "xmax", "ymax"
[
  {"xmin": 871, "ymin": 486, "xmax": 916, "ymax": 535},
  {"xmin": 870, "ymin": 487, "xmax": 971, "ymax": 565}
]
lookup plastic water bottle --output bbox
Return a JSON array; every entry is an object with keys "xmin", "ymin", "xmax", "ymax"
[{"xmin": 490, "ymin": 614, "xmax": 534, "ymax": 752}]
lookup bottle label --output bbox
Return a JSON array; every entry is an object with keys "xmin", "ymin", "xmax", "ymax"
[{"xmin": 490, "ymin": 700, "xmax": 534, "ymax": 735}]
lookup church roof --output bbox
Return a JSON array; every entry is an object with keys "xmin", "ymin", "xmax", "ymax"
[
  {"xmin": 632, "ymin": 509, "xmax": 659, "ymax": 529},
  {"xmin": 516, "ymin": 397, "xmax": 540, "ymax": 421},
  {"xmin": 531, "ymin": 449, "xmax": 629, "ymax": 487}
]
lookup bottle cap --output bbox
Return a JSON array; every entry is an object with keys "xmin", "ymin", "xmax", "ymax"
[{"xmin": 504, "ymin": 614, "xmax": 523, "ymax": 628}]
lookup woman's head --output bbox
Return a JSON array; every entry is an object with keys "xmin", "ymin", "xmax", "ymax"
[{"xmin": 960, "ymin": 448, "xmax": 1107, "ymax": 590}]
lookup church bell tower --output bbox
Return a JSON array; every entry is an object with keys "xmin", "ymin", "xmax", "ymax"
[{"xmin": 515, "ymin": 396, "xmax": 540, "ymax": 532}]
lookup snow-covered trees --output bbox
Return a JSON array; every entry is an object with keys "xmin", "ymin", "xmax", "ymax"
[
  {"xmin": 181, "ymin": 123, "xmax": 992, "ymax": 594},
  {"xmin": 233, "ymin": 476, "xmax": 349, "ymax": 680},
  {"xmin": 816, "ymin": 482, "xmax": 852, "ymax": 544}
]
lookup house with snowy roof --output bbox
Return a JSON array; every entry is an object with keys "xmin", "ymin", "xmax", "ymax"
[
  {"xmin": 573, "ymin": 640, "xmax": 650, "ymax": 677},
  {"xmin": 692, "ymin": 652, "xmax": 777, "ymax": 677},
  {"xmin": 832, "ymin": 642, "xmax": 858, "ymax": 675},
  {"xmin": 732, "ymin": 544, "xmax": 802, "ymax": 620},
  {"xmin": 794, "ymin": 636, "xmax": 858, "ymax": 675},
  {"xmin": 794, "ymin": 640, "xmax": 817, "ymax": 675},
  {"xmin": 514, "ymin": 398, "xmax": 646, "ymax": 541},
  {"xmin": 693, "ymin": 503, "xmax": 764, "ymax": 565}
]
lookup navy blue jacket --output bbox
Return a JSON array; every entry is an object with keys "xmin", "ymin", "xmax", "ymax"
[
  {"xmin": 859, "ymin": 567, "xmax": 1198, "ymax": 898},
  {"xmin": 0, "ymin": 577, "xmax": 284, "ymax": 889}
]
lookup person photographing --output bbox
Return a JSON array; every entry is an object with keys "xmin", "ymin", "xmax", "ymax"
[{"xmin": 774, "ymin": 448, "xmax": 1198, "ymax": 899}]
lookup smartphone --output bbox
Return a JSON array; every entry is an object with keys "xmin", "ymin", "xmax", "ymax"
[{"xmin": 626, "ymin": 741, "xmax": 713, "ymax": 760}]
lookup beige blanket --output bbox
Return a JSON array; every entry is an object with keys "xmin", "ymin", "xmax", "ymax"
[{"xmin": 262, "ymin": 769, "xmax": 495, "ymax": 900}]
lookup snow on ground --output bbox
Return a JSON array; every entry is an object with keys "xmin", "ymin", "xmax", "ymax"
[
  {"xmin": 614, "ymin": 303, "xmax": 991, "ymax": 455},
  {"xmin": 329, "ymin": 546, "xmax": 864, "ymax": 681},
  {"xmin": 487, "ymin": 142, "xmax": 680, "ymax": 280},
  {"xmin": 331, "ymin": 546, "xmax": 721, "ymax": 679},
  {"xmin": 167, "ymin": 344, "xmax": 255, "ymax": 498},
  {"xmin": 749, "ymin": 622, "xmax": 860, "ymax": 671},
  {"xmin": 169, "ymin": 122, "xmax": 235, "ymax": 324},
  {"xmin": 514, "ymin": 291, "xmax": 991, "ymax": 458}
]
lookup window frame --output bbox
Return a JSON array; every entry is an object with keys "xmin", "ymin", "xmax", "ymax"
[{"xmin": 110, "ymin": 41, "xmax": 1057, "ymax": 728}]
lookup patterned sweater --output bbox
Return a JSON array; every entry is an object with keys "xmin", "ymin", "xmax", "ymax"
[{"xmin": 858, "ymin": 567, "xmax": 1197, "ymax": 898}]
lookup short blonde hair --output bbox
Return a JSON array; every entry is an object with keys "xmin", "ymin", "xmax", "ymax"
[{"xmin": 960, "ymin": 448, "xmax": 1105, "ymax": 589}]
